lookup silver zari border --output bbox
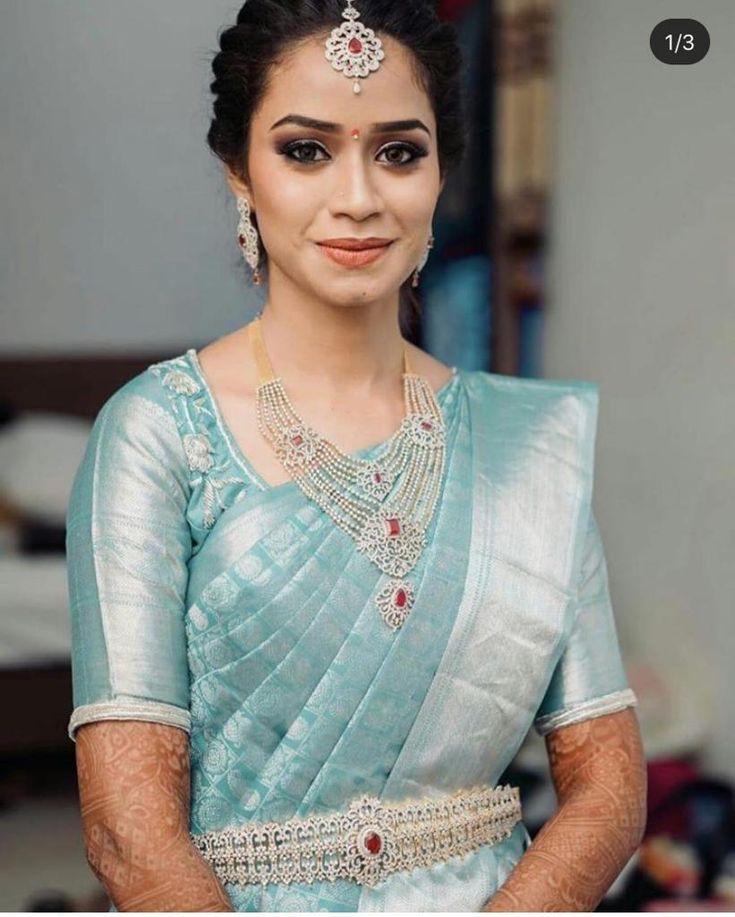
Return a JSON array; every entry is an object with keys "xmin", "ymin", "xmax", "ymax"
[
  {"xmin": 191, "ymin": 783, "xmax": 522, "ymax": 888},
  {"xmin": 68, "ymin": 699, "xmax": 192, "ymax": 742},
  {"xmin": 534, "ymin": 687, "xmax": 639, "ymax": 737}
]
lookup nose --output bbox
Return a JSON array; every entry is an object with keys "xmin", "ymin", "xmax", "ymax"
[{"xmin": 328, "ymin": 148, "xmax": 383, "ymax": 222}]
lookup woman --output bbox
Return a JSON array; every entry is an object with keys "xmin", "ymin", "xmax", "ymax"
[{"xmin": 66, "ymin": 0, "xmax": 646, "ymax": 911}]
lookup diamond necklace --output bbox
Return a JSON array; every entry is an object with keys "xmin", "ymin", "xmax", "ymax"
[{"xmin": 249, "ymin": 316, "xmax": 446, "ymax": 630}]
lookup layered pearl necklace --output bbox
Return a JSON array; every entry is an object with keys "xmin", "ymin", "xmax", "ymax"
[{"xmin": 249, "ymin": 316, "xmax": 446, "ymax": 630}]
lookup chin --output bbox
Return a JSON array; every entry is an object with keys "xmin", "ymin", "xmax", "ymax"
[
  {"xmin": 332, "ymin": 285, "xmax": 397, "ymax": 309},
  {"xmin": 323, "ymin": 270, "xmax": 405, "ymax": 303}
]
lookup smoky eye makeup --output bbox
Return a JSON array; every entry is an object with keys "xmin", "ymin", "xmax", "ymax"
[
  {"xmin": 275, "ymin": 137, "xmax": 430, "ymax": 167},
  {"xmin": 276, "ymin": 139, "xmax": 330, "ymax": 164}
]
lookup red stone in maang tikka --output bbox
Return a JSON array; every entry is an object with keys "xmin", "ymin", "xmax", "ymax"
[{"xmin": 324, "ymin": 0, "xmax": 385, "ymax": 95}]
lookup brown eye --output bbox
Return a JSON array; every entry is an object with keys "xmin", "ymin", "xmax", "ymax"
[
  {"xmin": 279, "ymin": 140, "xmax": 329, "ymax": 164},
  {"xmin": 377, "ymin": 142, "xmax": 428, "ymax": 167}
]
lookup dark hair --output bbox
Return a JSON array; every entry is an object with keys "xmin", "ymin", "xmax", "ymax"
[{"xmin": 207, "ymin": 0, "xmax": 467, "ymax": 333}]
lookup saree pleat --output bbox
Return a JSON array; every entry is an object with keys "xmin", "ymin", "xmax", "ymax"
[
  {"xmin": 180, "ymin": 370, "xmax": 467, "ymax": 910},
  {"xmin": 66, "ymin": 350, "xmax": 638, "ymax": 912}
]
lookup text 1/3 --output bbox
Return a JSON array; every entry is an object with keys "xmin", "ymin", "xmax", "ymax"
[{"xmin": 650, "ymin": 20, "xmax": 709, "ymax": 65}]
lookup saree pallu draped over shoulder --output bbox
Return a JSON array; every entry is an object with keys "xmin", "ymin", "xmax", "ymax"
[{"xmin": 66, "ymin": 353, "xmax": 637, "ymax": 912}]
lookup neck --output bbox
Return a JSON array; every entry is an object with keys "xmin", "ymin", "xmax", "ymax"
[{"xmin": 254, "ymin": 278, "xmax": 409, "ymax": 400}]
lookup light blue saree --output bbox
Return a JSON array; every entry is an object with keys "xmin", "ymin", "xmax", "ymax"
[{"xmin": 66, "ymin": 349, "xmax": 637, "ymax": 912}]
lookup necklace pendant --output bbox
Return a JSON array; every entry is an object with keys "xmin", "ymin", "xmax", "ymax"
[
  {"xmin": 376, "ymin": 578, "xmax": 415, "ymax": 630},
  {"xmin": 275, "ymin": 422, "xmax": 320, "ymax": 470},
  {"xmin": 401, "ymin": 413, "xmax": 445, "ymax": 450},
  {"xmin": 357, "ymin": 510, "xmax": 425, "ymax": 578},
  {"xmin": 359, "ymin": 463, "xmax": 393, "ymax": 500}
]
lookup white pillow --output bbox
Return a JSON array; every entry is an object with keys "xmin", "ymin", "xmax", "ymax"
[{"xmin": 0, "ymin": 412, "xmax": 93, "ymax": 524}]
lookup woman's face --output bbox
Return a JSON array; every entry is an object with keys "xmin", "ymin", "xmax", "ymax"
[{"xmin": 227, "ymin": 32, "xmax": 443, "ymax": 308}]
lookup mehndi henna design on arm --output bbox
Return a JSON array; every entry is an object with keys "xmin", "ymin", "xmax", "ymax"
[
  {"xmin": 76, "ymin": 720, "xmax": 234, "ymax": 912},
  {"xmin": 482, "ymin": 708, "xmax": 647, "ymax": 912}
]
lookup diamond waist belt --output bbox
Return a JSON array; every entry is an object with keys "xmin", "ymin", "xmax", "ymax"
[{"xmin": 190, "ymin": 783, "xmax": 522, "ymax": 888}]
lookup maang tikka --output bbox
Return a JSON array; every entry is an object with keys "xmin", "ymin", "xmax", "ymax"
[{"xmin": 324, "ymin": 0, "xmax": 385, "ymax": 95}]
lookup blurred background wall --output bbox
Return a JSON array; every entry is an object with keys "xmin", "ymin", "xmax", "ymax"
[
  {"xmin": 0, "ymin": 0, "xmax": 260, "ymax": 353},
  {"xmin": 545, "ymin": 0, "xmax": 734, "ymax": 778}
]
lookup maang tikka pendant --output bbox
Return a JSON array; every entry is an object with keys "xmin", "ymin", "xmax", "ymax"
[{"xmin": 324, "ymin": 0, "xmax": 385, "ymax": 94}]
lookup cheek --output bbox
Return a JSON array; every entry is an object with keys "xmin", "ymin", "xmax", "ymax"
[
  {"xmin": 260, "ymin": 184, "xmax": 315, "ymax": 223},
  {"xmin": 388, "ymin": 174, "xmax": 440, "ymax": 224},
  {"xmin": 252, "ymin": 187, "xmax": 318, "ymax": 254},
  {"xmin": 249, "ymin": 155, "xmax": 316, "ymax": 222}
]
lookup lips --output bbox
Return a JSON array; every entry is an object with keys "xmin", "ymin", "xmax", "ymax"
[
  {"xmin": 318, "ymin": 238, "xmax": 393, "ymax": 250},
  {"xmin": 317, "ymin": 239, "xmax": 393, "ymax": 268}
]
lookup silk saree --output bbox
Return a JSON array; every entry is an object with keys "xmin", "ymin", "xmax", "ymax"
[{"xmin": 66, "ymin": 349, "xmax": 637, "ymax": 911}]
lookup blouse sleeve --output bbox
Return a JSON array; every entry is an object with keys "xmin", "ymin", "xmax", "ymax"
[
  {"xmin": 533, "ymin": 507, "xmax": 638, "ymax": 737},
  {"xmin": 66, "ymin": 371, "xmax": 192, "ymax": 742}
]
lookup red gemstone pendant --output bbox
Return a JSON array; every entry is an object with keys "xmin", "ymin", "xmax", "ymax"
[
  {"xmin": 291, "ymin": 434, "xmax": 304, "ymax": 446},
  {"xmin": 364, "ymin": 831, "xmax": 382, "ymax": 854},
  {"xmin": 348, "ymin": 37, "xmax": 363, "ymax": 54},
  {"xmin": 375, "ymin": 578, "xmax": 415, "ymax": 629},
  {"xmin": 420, "ymin": 421, "xmax": 433, "ymax": 431},
  {"xmin": 385, "ymin": 518, "xmax": 401, "ymax": 537}
]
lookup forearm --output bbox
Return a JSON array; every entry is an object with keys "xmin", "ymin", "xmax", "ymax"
[
  {"xmin": 481, "ymin": 784, "xmax": 641, "ymax": 912},
  {"xmin": 76, "ymin": 720, "xmax": 234, "ymax": 912},
  {"xmin": 92, "ymin": 836, "xmax": 234, "ymax": 912},
  {"xmin": 482, "ymin": 710, "xmax": 647, "ymax": 912}
]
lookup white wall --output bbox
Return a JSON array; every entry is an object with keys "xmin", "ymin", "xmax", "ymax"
[
  {"xmin": 0, "ymin": 0, "xmax": 260, "ymax": 353},
  {"xmin": 546, "ymin": 0, "xmax": 734, "ymax": 775}
]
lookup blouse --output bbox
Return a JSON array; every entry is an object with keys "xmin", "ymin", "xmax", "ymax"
[{"xmin": 66, "ymin": 349, "xmax": 637, "ymax": 911}]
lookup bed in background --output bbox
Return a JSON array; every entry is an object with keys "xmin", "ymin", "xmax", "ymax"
[{"xmin": 0, "ymin": 352, "xmax": 171, "ymax": 756}]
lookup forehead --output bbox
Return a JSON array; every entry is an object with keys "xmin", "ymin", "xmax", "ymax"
[{"xmin": 254, "ymin": 33, "xmax": 434, "ymax": 131}]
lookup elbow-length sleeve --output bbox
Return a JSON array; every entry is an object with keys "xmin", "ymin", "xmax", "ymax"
[
  {"xmin": 66, "ymin": 372, "xmax": 192, "ymax": 742},
  {"xmin": 533, "ymin": 507, "xmax": 638, "ymax": 737}
]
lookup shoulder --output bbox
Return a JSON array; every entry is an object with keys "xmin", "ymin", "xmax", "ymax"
[
  {"xmin": 97, "ymin": 347, "xmax": 204, "ymax": 414},
  {"xmin": 404, "ymin": 343, "xmax": 457, "ymax": 392},
  {"xmin": 459, "ymin": 370, "xmax": 602, "ymax": 471},
  {"xmin": 405, "ymin": 343, "xmax": 599, "ymax": 406},
  {"xmin": 460, "ymin": 368, "xmax": 600, "ymax": 417},
  {"xmin": 461, "ymin": 368, "xmax": 599, "ymax": 398},
  {"xmin": 91, "ymin": 364, "xmax": 168, "ymax": 436},
  {"xmin": 87, "ymin": 353, "xmax": 196, "ymax": 468},
  {"xmin": 68, "ymin": 355, "xmax": 196, "ymax": 525}
]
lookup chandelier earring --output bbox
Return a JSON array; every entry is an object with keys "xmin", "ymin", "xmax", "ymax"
[
  {"xmin": 237, "ymin": 197, "xmax": 262, "ymax": 286},
  {"xmin": 412, "ymin": 233, "xmax": 435, "ymax": 288}
]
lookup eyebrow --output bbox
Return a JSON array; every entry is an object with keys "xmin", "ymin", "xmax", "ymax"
[{"xmin": 270, "ymin": 114, "xmax": 431, "ymax": 137}]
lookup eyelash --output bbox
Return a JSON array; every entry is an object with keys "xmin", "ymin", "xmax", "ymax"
[{"xmin": 278, "ymin": 139, "xmax": 428, "ymax": 168}]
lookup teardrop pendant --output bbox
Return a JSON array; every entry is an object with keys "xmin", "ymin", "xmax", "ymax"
[{"xmin": 376, "ymin": 578, "xmax": 415, "ymax": 630}]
